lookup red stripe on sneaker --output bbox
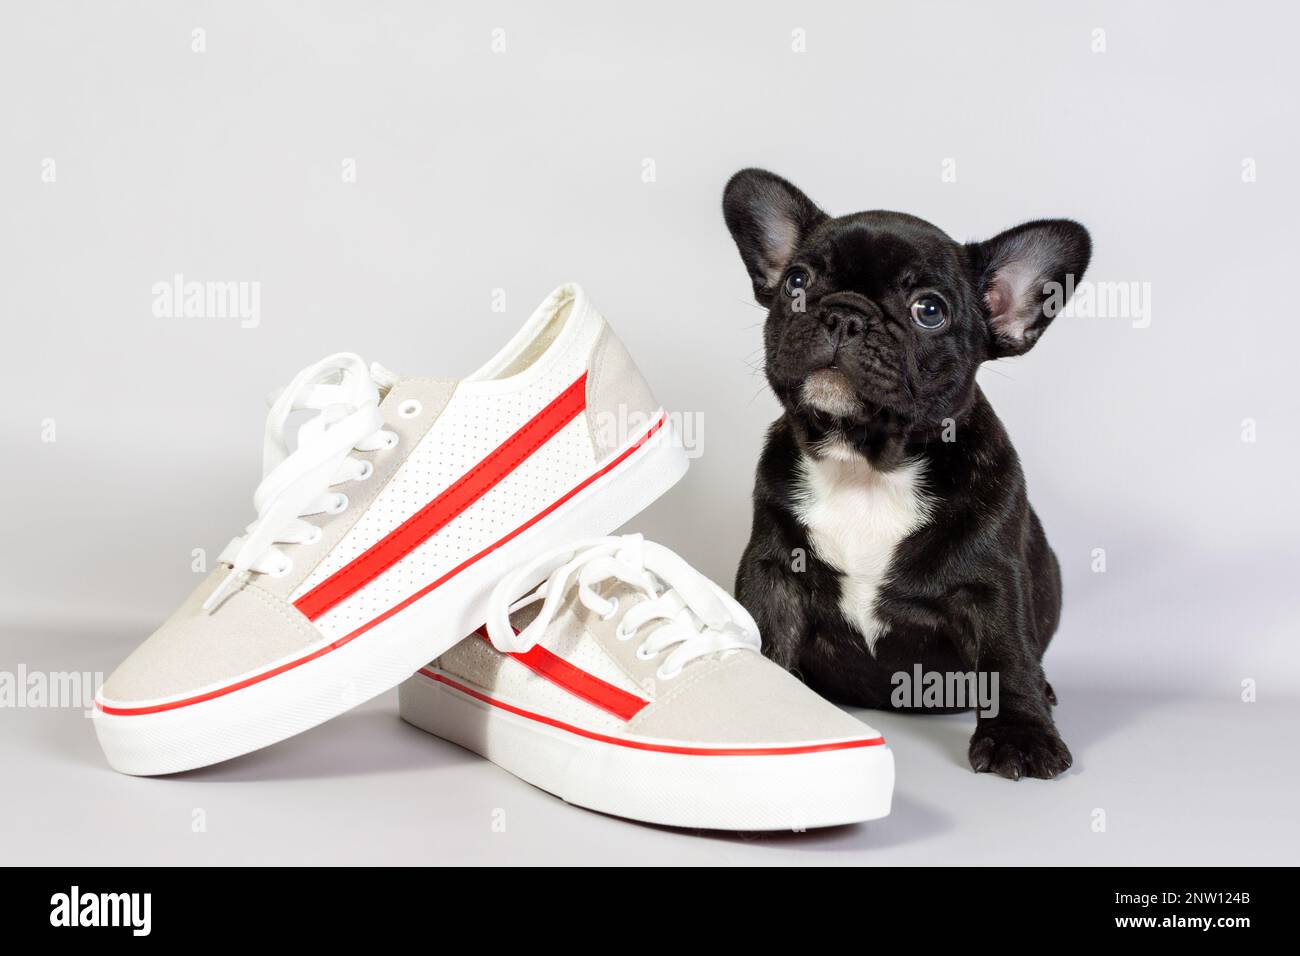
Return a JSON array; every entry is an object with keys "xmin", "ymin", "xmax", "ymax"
[
  {"xmin": 294, "ymin": 373, "xmax": 589, "ymax": 621},
  {"xmin": 95, "ymin": 412, "xmax": 668, "ymax": 717},
  {"xmin": 473, "ymin": 627, "xmax": 649, "ymax": 721},
  {"xmin": 319, "ymin": 412, "xmax": 667, "ymax": 649},
  {"xmin": 420, "ymin": 670, "xmax": 887, "ymax": 756}
]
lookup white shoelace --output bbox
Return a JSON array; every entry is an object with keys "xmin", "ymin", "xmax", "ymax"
[
  {"xmin": 203, "ymin": 353, "xmax": 397, "ymax": 611},
  {"xmin": 485, "ymin": 535, "xmax": 762, "ymax": 680}
]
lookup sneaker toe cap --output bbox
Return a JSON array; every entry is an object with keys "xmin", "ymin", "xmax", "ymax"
[
  {"xmin": 98, "ymin": 571, "xmax": 320, "ymax": 707},
  {"xmin": 626, "ymin": 651, "xmax": 883, "ymax": 747}
]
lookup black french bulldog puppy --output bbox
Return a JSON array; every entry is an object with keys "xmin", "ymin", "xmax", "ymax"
[{"xmin": 723, "ymin": 168, "xmax": 1089, "ymax": 780}]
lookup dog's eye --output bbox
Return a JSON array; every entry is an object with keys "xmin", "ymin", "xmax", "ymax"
[
  {"xmin": 910, "ymin": 295, "xmax": 947, "ymax": 330},
  {"xmin": 783, "ymin": 268, "xmax": 811, "ymax": 297}
]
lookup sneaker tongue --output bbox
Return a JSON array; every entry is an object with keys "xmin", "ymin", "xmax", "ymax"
[
  {"xmin": 369, "ymin": 361, "xmax": 400, "ymax": 396},
  {"xmin": 505, "ymin": 599, "xmax": 545, "ymax": 634}
]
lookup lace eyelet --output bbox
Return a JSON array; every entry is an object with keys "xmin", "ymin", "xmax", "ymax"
[
  {"xmin": 306, "ymin": 526, "xmax": 323, "ymax": 545},
  {"xmin": 398, "ymin": 399, "xmax": 422, "ymax": 419},
  {"xmin": 326, "ymin": 493, "xmax": 349, "ymax": 515},
  {"xmin": 635, "ymin": 643, "xmax": 657, "ymax": 662},
  {"xmin": 599, "ymin": 597, "xmax": 620, "ymax": 622},
  {"xmin": 656, "ymin": 665, "xmax": 682, "ymax": 681},
  {"xmin": 383, "ymin": 432, "xmax": 399, "ymax": 450},
  {"xmin": 614, "ymin": 623, "xmax": 632, "ymax": 641},
  {"xmin": 355, "ymin": 460, "xmax": 374, "ymax": 481},
  {"xmin": 270, "ymin": 557, "xmax": 294, "ymax": 578}
]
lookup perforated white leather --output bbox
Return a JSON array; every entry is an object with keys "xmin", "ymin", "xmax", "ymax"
[
  {"xmin": 536, "ymin": 609, "xmax": 650, "ymax": 700},
  {"xmin": 311, "ymin": 415, "xmax": 598, "ymax": 639},
  {"xmin": 291, "ymin": 300, "xmax": 603, "ymax": 628}
]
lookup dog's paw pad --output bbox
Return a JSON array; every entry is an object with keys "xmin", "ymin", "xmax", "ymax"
[{"xmin": 969, "ymin": 722, "xmax": 1072, "ymax": 780}]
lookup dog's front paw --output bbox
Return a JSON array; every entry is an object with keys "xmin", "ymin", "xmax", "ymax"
[{"xmin": 969, "ymin": 719, "xmax": 1072, "ymax": 780}]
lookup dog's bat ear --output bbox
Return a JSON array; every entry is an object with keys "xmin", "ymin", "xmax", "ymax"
[
  {"xmin": 970, "ymin": 219, "xmax": 1091, "ymax": 357},
  {"xmin": 723, "ymin": 169, "xmax": 828, "ymax": 306}
]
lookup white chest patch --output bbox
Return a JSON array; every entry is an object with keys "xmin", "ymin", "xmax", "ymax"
[{"xmin": 791, "ymin": 443, "xmax": 933, "ymax": 651}]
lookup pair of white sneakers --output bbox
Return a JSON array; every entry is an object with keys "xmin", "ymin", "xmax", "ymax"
[{"xmin": 94, "ymin": 284, "xmax": 894, "ymax": 830}]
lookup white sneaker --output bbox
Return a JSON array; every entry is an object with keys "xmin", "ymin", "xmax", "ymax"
[
  {"xmin": 95, "ymin": 284, "xmax": 687, "ymax": 775},
  {"xmin": 399, "ymin": 535, "xmax": 894, "ymax": 830}
]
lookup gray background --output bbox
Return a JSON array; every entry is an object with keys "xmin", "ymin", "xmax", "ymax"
[{"xmin": 2, "ymin": 1, "xmax": 1298, "ymax": 864}]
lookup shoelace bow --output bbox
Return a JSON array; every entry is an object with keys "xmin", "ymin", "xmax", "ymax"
[
  {"xmin": 203, "ymin": 353, "xmax": 397, "ymax": 611},
  {"xmin": 485, "ymin": 535, "xmax": 762, "ymax": 679}
]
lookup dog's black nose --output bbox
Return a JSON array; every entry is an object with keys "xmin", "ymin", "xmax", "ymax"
[{"xmin": 818, "ymin": 309, "xmax": 864, "ymax": 338}]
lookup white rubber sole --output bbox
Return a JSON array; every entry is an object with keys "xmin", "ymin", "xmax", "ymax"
[
  {"xmin": 399, "ymin": 669, "xmax": 895, "ymax": 831},
  {"xmin": 94, "ymin": 418, "xmax": 689, "ymax": 776}
]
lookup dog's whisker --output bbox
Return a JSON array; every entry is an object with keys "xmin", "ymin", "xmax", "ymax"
[{"xmin": 982, "ymin": 363, "xmax": 1016, "ymax": 381}]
